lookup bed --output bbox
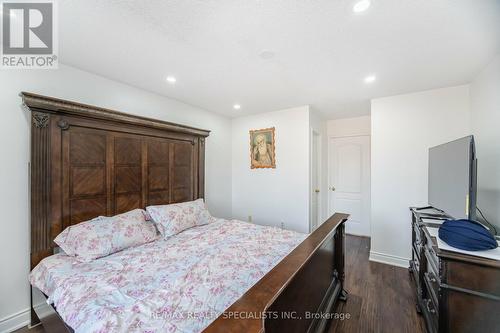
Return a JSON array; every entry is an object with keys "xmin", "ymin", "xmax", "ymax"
[
  {"xmin": 30, "ymin": 218, "xmax": 307, "ymax": 332},
  {"xmin": 23, "ymin": 92, "xmax": 349, "ymax": 333}
]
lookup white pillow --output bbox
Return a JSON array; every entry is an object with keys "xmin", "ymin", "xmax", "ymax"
[
  {"xmin": 54, "ymin": 209, "xmax": 158, "ymax": 261},
  {"xmin": 146, "ymin": 199, "xmax": 213, "ymax": 237}
]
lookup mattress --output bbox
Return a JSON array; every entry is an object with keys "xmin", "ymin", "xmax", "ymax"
[{"xmin": 30, "ymin": 219, "xmax": 306, "ymax": 333}]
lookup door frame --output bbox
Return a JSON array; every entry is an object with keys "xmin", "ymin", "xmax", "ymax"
[
  {"xmin": 328, "ymin": 134, "xmax": 371, "ymax": 236},
  {"xmin": 309, "ymin": 129, "xmax": 322, "ymax": 232}
]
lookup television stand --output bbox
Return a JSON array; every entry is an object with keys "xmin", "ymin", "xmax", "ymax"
[{"xmin": 409, "ymin": 207, "xmax": 500, "ymax": 333}]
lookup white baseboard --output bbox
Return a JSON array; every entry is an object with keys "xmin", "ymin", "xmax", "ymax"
[
  {"xmin": 369, "ymin": 250, "xmax": 409, "ymax": 268},
  {"xmin": 0, "ymin": 308, "xmax": 30, "ymax": 333},
  {"xmin": 345, "ymin": 231, "xmax": 370, "ymax": 238}
]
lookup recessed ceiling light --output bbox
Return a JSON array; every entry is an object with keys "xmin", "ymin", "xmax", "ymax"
[
  {"xmin": 364, "ymin": 75, "xmax": 376, "ymax": 83},
  {"xmin": 233, "ymin": 104, "xmax": 241, "ymax": 110},
  {"xmin": 166, "ymin": 76, "xmax": 176, "ymax": 84},
  {"xmin": 259, "ymin": 50, "xmax": 275, "ymax": 60},
  {"xmin": 353, "ymin": 0, "xmax": 371, "ymax": 13}
]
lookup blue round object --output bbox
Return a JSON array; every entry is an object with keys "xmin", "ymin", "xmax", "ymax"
[{"xmin": 438, "ymin": 219, "xmax": 498, "ymax": 251}]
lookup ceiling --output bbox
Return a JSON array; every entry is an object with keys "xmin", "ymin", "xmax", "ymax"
[{"xmin": 58, "ymin": 0, "xmax": 500, "ymax": 119}]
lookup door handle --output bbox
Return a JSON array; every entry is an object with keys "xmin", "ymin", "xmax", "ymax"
[
  {"xmin": 330, "ymin": 186, "xmax": 336, "ymax": 191},
  {"xmin": 314, "ymin": 189, "xmax": 320, "ymax": 193}
]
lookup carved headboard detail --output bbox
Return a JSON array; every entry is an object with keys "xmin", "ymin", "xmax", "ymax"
[{"xmin": 22, "ymin": 92, "xmax": 210, "ymax": 268}]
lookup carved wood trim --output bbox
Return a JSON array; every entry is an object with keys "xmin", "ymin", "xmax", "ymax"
[
  {"xmin": 198, "ymin": 137, "xmax": 206, "ymax": 198},
  {"xmin": 32, "ymin": 112, "xmax": 49, "ymax": 128},
  {"xmin": 57, "ymin": 119, "xmax": 69, "ymax": 130},
  {"xmin": 20, "ymin": 92, "xmax": 210, "ymax": 137},
  {"xmin": 30, "ymin": 112, "xmax": 51, "ymax": 268}
]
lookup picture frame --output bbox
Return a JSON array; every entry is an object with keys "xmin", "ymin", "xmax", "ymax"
[{"xmin": 249, "ymin": 127, "xmax": 276, "ymax": 169}]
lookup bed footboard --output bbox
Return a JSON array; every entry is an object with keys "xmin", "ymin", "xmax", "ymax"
[
  {"xmin": 265, "ymin": 218, "xmax": 346, "ymax": 333},
  {"xmin": 204, "ymin": 212, "xmax": 349, "ymax": 333}
]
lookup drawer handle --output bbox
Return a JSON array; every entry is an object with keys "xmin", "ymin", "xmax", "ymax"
[
  {"xmin": 425, "ymin": 272, "xmax": 438, "ymax": 284},
  {"xmin": 426, "ymin": 299, "xmax": 436, "ymax": 314}
]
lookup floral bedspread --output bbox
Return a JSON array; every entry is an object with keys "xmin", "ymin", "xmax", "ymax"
[{"xmin": 30, "ymin": 219, "xmax": 306, "ymax": 333}]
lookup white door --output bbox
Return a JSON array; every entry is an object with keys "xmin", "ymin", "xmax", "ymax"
[
  {"xmin": 329, "ymin": 136, "xmax": 370, "ymax": 236},
  {"xmin": 310, "ymin": 131, "xmax": 321, "ymax": 231}
]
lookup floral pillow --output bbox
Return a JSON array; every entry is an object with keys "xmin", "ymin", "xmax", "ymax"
[
  {"xmin": 54, "ymin": 209, "xmax": 158, "ymax": 261},
  {"xmin": 146, "ymin": 199, "xmax": 214, "ymax": 238}
]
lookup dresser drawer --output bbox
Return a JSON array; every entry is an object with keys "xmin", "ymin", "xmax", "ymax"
[
  {"xmin": 423, "ymin": 228, "xmax": 437, "ymax": 253},
  {"xmin": 413, "ymin": 222, "xmax": 423, "ymax": 245},
  {"xmin": 424, "ymin": 246, "xmax": 439, "ymax": 277},
  {"xmin": 412, "ymin": 242, "xmax": 421, "ymax": 261},
  {"xmin": 444, "ymin": 288, "xmax": 500, "ymax": 333},
  {"xmin": 444, "ymin": 260, "xmax": 500, "ymax": 297},
  {"xmin": 410, "ymin": 257, "xmax": 421, "ymax": 290},
  {"xmin": 422, "ymin": 297, "xmax": 439, "ymax": 333},
  {"xmin": 424, "ymin": 270, "xmax": 439, "ymax": 310}
]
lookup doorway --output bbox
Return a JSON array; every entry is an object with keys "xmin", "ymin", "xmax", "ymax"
[
  {"xmin": 310, "ymin": 130, "xmax": 322, "ymax": 232},
  {"xmin": 329, "ymin": 135, "xmax": 371, "ymax": 236}
]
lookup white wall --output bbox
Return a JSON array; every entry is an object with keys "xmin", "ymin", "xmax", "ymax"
[
  {"xmin": 0, "ymin": 64, "xmax": 232, "ymax": 332},
  {"xmin": 231, "ymin": 106, "xmax": 311, "ymax": 233},
  {"xmin": 470, "ymin": 55, "xmax": 500, "ymax": 231},
  {"xmin": 327, "ymin": 115, "xmax": 371, "ymax": 137},
  {"xmin": 370, "ymin": 86, "xmax": 471, "ymax": 267}
]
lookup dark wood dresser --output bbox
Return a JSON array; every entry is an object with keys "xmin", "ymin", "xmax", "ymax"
[{"xmin": 409, "ymin": 207, "xmax": 500, "ymax": 333}]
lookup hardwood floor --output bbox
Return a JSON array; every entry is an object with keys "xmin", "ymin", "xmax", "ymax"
[
  {"xmin": 329, "ymin": 235, "xmax": 426, "ymax": 333},
  {"xmin": 15, "ymin": 235, "xmax": 425, "ymax": 333}
]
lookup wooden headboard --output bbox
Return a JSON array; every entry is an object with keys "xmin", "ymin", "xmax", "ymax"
[{"xmin": 22, "ymin": 92, "xmax": 210, "ymax": 268}]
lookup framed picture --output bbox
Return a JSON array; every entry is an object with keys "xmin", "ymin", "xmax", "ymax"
[{"xmin": 249, "ymin": 127, "xmax": 276, "ymax": 169}]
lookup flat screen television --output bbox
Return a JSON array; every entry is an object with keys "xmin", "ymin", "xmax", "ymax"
[{"xmin": 428, "ymin": 136, "xmax": 477, "ymax": 220}]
